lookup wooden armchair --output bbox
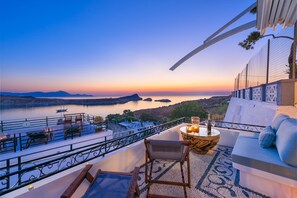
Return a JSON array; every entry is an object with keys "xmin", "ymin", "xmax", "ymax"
[
  {"xmin": 61, "ymin": 164, "xmax": 140, "ymax": 198},
  {"xmin": 144, "ymin": 139, "xmax": 191, "ymax": 197},
  {"xmin": 64, "ymin": 116, "xmax": 72, "ymax": 125},
  {"xmin": 75, "ymin": 114, "xmax": 83, "ymax": 129}
]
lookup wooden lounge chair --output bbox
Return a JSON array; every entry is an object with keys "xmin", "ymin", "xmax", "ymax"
[
  {"xmin": 63, "ymin": 124, "xmax": 81, "ymax": 140},
  {"xmin": 25, "ymin": 130, "xmax": 53, "ymax": 148},
  {"xmin": 61, "ymin": 164, "xmax": 140, "ymax": 198},
  {"xmin": 144, "ymin": 139, "xmax": 191, "ymax": 197}
]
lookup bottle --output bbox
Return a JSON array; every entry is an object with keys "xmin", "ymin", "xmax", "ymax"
[{"xmin": 207, "ymin": 114, "xmax": 212, "ymax": 134}]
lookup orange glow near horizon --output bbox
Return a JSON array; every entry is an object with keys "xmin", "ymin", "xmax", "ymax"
[
  {"xmin": 67, "ymin": 84, "xmax": 232, "ymax": 95},
  {"xmin": 1, "ymin": 82, "xmax": 233, "ymax": 95},
  {"xmin": 58, "ymin": 71, "xmax": 234, "ymax": 95}
]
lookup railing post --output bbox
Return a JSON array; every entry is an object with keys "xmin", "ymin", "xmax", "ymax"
[
  {"xmin": 46, "ymin": 116, "xmax": 48, "ymax": 127},
  {"xmin": 245, "ymin": 64, "xmax": 249, "ymax": 88},
  {"xmin": 104, "ymin": 136, "xmax": 107, "ymax": 157},
  {"xmin": 17, "ymin": 157, "xmax": 21, "ymax": 186},
  {"xmin": 13, "ymin": 134, "xmax": 17, "ymax": 152},
  {"xmin": 237, "ymin": 73, "xmax": 240, "ymax": 90},
  {"xmin": 266, "ymin": 39, "xmax": 270, "ymax": 84},
  {"xmin": 0, "ymin": 121, "xmax": 3, "ymax": 132},
  {"xmin": 70, "ymin": 144, "xmax": 73, "ymax": 151},
  {"xmin": 6, "ymin": 159, "xmax": 10, "ymax": 190},
  {"xmin": 19, "ymin": 133, "xmax": 22, "ymax": 151},
  {"xmin": 292, "ymin": 21, "xmax": 297, "ymax": 80}
]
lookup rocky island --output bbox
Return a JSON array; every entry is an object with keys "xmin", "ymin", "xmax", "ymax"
[
  {"xmin": 0, "ymin": 94, "xmax": 143, "ymax": 108},
  {"xmin": 143, "ymin": 98, "xmax": 152, "ymax": 101},
  {"xmin": 155, "ymin": 99, "xmax": 171, "ymax": 102}
]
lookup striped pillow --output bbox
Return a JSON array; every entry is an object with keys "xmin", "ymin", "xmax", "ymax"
[{"xmin": 258, "ymin": 126, "xmax": 276, "ymax": 148}]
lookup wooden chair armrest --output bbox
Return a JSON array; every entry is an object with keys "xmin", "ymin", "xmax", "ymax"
[
  {"xmin": 181, "ymin": 146, "xmax": 190, "ymax": 163},
  {"xmin": 182, "ymin": 140, "xmax": 191, "ymax": 146},
  {"xmin": 60, "ymin": 164, "xmax": 93, "ymax": 198},
  {"xmin": 126, "ymin": 167, "xmax": 140, "ymax": 198}
]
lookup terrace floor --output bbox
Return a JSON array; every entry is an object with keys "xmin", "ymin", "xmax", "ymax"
[{"xmin": 137, "ymin": 145, "xmax": 267, "ymax": 198}]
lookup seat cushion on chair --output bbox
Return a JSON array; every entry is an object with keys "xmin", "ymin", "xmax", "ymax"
[
  {"xmin": 83, "ymin": 173, "xmax": 132, "ymax": 198},
  {"xmin": 276, "ymin": 118, "xmax": 297, "ymax": 167},
  {"xmin": 258, "ymin": 126, "xmax": 275, "ymax": 148},
  {"xmin": 271, "ymin": 114, "xmax": 289, "ymax": 132},
  {"xmin": 148, "ymin": 140, "xmax": 184, "ymax": 160}
]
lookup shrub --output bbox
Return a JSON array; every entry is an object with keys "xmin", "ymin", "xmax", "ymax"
[
  {"xmin": 139, "ymin": 113, "xmax": 156, "ymax": 122},
  {"xmin": 170, "ymin": 102, "xmax": 208, "ymax": 120}
]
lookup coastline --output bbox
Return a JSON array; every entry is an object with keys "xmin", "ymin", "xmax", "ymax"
[
  {"xmin": 0, "ymin": 94, "xmax": 143, "ymax": 109},
  {"xmin": 0, "ymin": 94, "xmax": 230, "ymax": 121}
]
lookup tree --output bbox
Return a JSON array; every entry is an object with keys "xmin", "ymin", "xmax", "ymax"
[
  {"xmin": 106, "ymin": 113, "xmax": 122, "ymax": 123},
  {"xmin": 239, "ymin": 8, "xmax": 296, "ymax": 79},
  {"xmin": 170, "ymin": 102, "xmax": 208, "ymax": 121},
  {"xmin": 139, "ymin": 113, "xmax": 156, "ymax": 122},
  {"xmin": 122, "ymin": 109, "xmax": 136, "ymax": 121},
  {"xmin": 106, "ymin": 109, "xmax": 137, "ymax": 123}
]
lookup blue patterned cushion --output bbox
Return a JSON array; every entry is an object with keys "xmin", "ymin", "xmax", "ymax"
[
  {"xmin": 258, "ymin": 126, "xmax": 276, "ymax": 148},
  {"xmin": 271, "ymin": 114, "xmax": 289, "ymax": 131}
]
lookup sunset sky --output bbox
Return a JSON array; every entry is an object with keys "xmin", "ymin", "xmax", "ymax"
[{"xmin": 0, "ymin": 0, "xmax": 266, "ymax": 96}]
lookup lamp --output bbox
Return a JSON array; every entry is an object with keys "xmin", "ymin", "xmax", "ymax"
[{"xmin": 191, "ymin": 116, "xmax": 200, "ymax": 132}]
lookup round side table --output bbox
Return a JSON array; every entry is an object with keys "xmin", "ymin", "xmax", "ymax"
[{"xmin": 180, "ymin": 126, "xmax": 220, "ymax": 154}]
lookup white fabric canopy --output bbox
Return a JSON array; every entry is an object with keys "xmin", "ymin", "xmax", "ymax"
[{"xmin": 257, "ymin": 0, "xmax": 297, "ymax": 34}]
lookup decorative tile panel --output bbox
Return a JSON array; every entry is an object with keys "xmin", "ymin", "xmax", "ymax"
[
  {"xmin": 265, "ymin": 83, "xmax": 277, "ymax": 103},
  {"xmin": 245, "ymin": 89, "xmax": 250, "ymax": 100},
  {"xmin": 252, "ymin": 87, "xmax": 262, "ymax": 101},
  {"xmin": 240, "ymin": 90, "xmax": 244, "ymax": 99}
]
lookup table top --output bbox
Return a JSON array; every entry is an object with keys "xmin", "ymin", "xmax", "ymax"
[
  {"xmin": 0, "ymin": 133, "xmax": 13, "ymax": 141},
  {"xmin": 180, "ymin": 126, "xmax": 220, "ymax": 137}
]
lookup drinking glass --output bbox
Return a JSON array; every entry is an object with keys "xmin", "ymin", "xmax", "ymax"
[{"xmin": 211, "ymin": 120, "xmax": 216, "ymax": 132}]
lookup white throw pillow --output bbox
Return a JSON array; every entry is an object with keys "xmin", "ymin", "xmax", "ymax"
[
  {"xmin": 271, "ymin": 114, "xmax": 289, "ymax": 132},
  {"xmin": 276, "ymin": 118, "xmax": 297, "ymax": 167}
]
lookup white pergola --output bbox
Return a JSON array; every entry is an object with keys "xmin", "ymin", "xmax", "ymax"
[
  {"xmin": 169, "ymin": 0, "xmax": 297, "ymax": 72},
  {"xmin": 257, "ymin": 0, "xmax": 297, "ymax": 34}
]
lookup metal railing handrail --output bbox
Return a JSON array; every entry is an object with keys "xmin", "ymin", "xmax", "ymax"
[
  {"xmin": 0, "ymin": 118, "xmax": 185, "ymax": 195},
  {"xmin": 0, "ymin": 120, "xmax": 154, "ymax": 163},
  {"xmin": 214, "ymin": 120, "xmax": 265, "ymax": 133},
  {"xmin": 0, "ymin": 113, "xmax": 96, "ymax": 132},
  {"xmin": 0, "ymin": 133, "xmax": 113, "ymax": 165}
]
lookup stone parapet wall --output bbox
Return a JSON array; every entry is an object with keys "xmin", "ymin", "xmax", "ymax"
[{"xmin": 232, "ymin": 79, "xmax": 297, "ymax": 106}]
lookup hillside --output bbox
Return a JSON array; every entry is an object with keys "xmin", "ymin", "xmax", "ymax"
[
  {"xmin": 0, "ymin": 91, "xmax": 92, "ymax": 97},
  {"xmin": 134, "ymin": 96, "xmax": 231, "ymax": 122}
]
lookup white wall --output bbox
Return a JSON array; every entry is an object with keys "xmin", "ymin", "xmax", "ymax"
[{"xmin": 224, "ymin": 97, "xmax": 297, "ymax": 126}]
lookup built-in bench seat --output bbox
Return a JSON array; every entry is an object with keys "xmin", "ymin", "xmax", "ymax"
[
  {"xmin": 232, "ymin": 135, "xmax": 297, "ymax": 180},
  {"xmin": 232, "ymin": 135, "xmax": 297, "ymax": 197}
]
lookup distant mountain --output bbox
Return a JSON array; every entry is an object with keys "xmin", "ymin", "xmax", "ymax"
[{"xmin": 0, "ymin": 91, "xmax": 93, "ymax": 97}]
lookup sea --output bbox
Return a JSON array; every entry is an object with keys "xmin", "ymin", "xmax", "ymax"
[{"xmin": 0, "ymin": 95, "xmax": 219, "ymax": 121}]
